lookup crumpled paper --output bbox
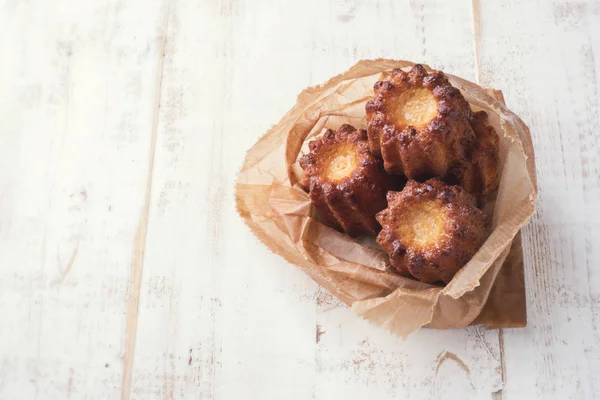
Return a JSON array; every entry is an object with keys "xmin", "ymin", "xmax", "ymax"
[{"xmin": 236, "ymin": 59, "xmax": 537, "ymax": 337}]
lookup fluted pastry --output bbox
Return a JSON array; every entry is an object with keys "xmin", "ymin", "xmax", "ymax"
[
  {"xmin": 376, "ymin": 179, "xmax": 487, "ymax": 284},
  {"xmin": 454, "ymin": 111, "xmax": 500, "ymax": 197},
  {"xmin": 300, "ymin": 124, "xmax": 398, "ymax": 236},
  {"xmin": 366, "ymin": 64, "xmax": 475, "ymax": 180}
]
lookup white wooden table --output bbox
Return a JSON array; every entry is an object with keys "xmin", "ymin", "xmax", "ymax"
[{"xmin": 1, "ymin": 0, "xmax": 598, "ymax": 399}]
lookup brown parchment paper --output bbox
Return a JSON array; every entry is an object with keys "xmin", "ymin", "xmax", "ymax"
[{"xmin": 235, "ymin": 59, "xmax": 537, "ymax": 338}]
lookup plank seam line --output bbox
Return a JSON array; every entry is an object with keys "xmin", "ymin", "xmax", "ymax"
[
  {"xmin": 498, "ymin": 328, "xmax": 507, "ymax": 398},
  {"xmin": 471, "ymin": 0, "xmax": 482, "ymax": 83},
  {"xmin": 120, "ymin": 0, "xmax": 172, "ymax": 398},
  {"xmin": 470, "ymin": 1, "xmax": 508, "ymax": 395}
]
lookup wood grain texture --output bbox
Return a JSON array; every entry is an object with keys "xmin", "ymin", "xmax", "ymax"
[
  {"xmin": 0, "ymin": 0, "xmax": 597, "ymax": 398},
  {"xmin": 474, "ymin": 0, "xmax": 600, "ymax": 398},
  {"xmin": 127, "ymin": 0, "xmax": 503, "ymax": 399},
  {"xmin": 0, "ymin": 0, "xmax": 169, "ymax": 398}
]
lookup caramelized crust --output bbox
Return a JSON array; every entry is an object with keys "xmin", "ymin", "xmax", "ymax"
[
  {"xmin": 300, "ymin": 125, "xmax": 399, "ymax": 236},
  {"xmin": 376, "ymin": 179, "xmax": 488, "ymax": 284},
  {"xmin": 453, "ymin": 111, "xmax": 500, "ymax": 197},
  {"xmin": 366, "ymin": 65, "xmax": 475, "ymax": 180}
]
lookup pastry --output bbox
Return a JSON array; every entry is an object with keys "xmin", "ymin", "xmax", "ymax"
[
  {"xmin": 454, "ymin": 111, "xmax": 500, "ymax": 197},
  {"xmin": 300, "ymin": 124, "xmax": 399, "ymax": 236},
  {"xmin": 366, "ymin": 64, "xmax": 475, "ymax": 180},
  {"xmin": 376, "ymin": 179, "xmax": 488, "ymax": 284}
]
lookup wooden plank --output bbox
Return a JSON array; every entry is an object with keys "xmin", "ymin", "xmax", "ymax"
[
  {"xmin": 129, "ymin": 1, "xmax": 323, "ymax": 397},
  {"xmin": 130, "ymin": 0, "xmax": 504, "ymax": 398},
  {"xmin": 474, "ymin": 0, "xmax": 600, "ymax": 398},
  {"xmin": 0, "ymin": 1, "xmax": 169, "ymax": 398}
]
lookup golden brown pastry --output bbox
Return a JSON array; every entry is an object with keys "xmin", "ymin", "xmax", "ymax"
[
  {"xmin": 376, "ymin": 179, "xmax": 487, "ymax": 284},
  {"xmin": 453, "ymin": 111, "xmax": 500, "ymax": 197},
  {"xmin": 366, "ymin": 64, "xmax": 475, "ymax": 180},
  {"xmin": 300, "ymin": 124, "xmax": 399, "ymax": 236}
]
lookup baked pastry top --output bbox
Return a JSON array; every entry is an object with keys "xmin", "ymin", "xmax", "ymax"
[
  {"xmin": 300, "ymin": 124, "xmax": 399, "ymax": 236},
  {"xmin": 366, "ymin": 64, "xmax": 475, "ymax": 180},
  {"xmin": 376, "ymin": 179, "xmax": 487, "ymax": 284}
]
